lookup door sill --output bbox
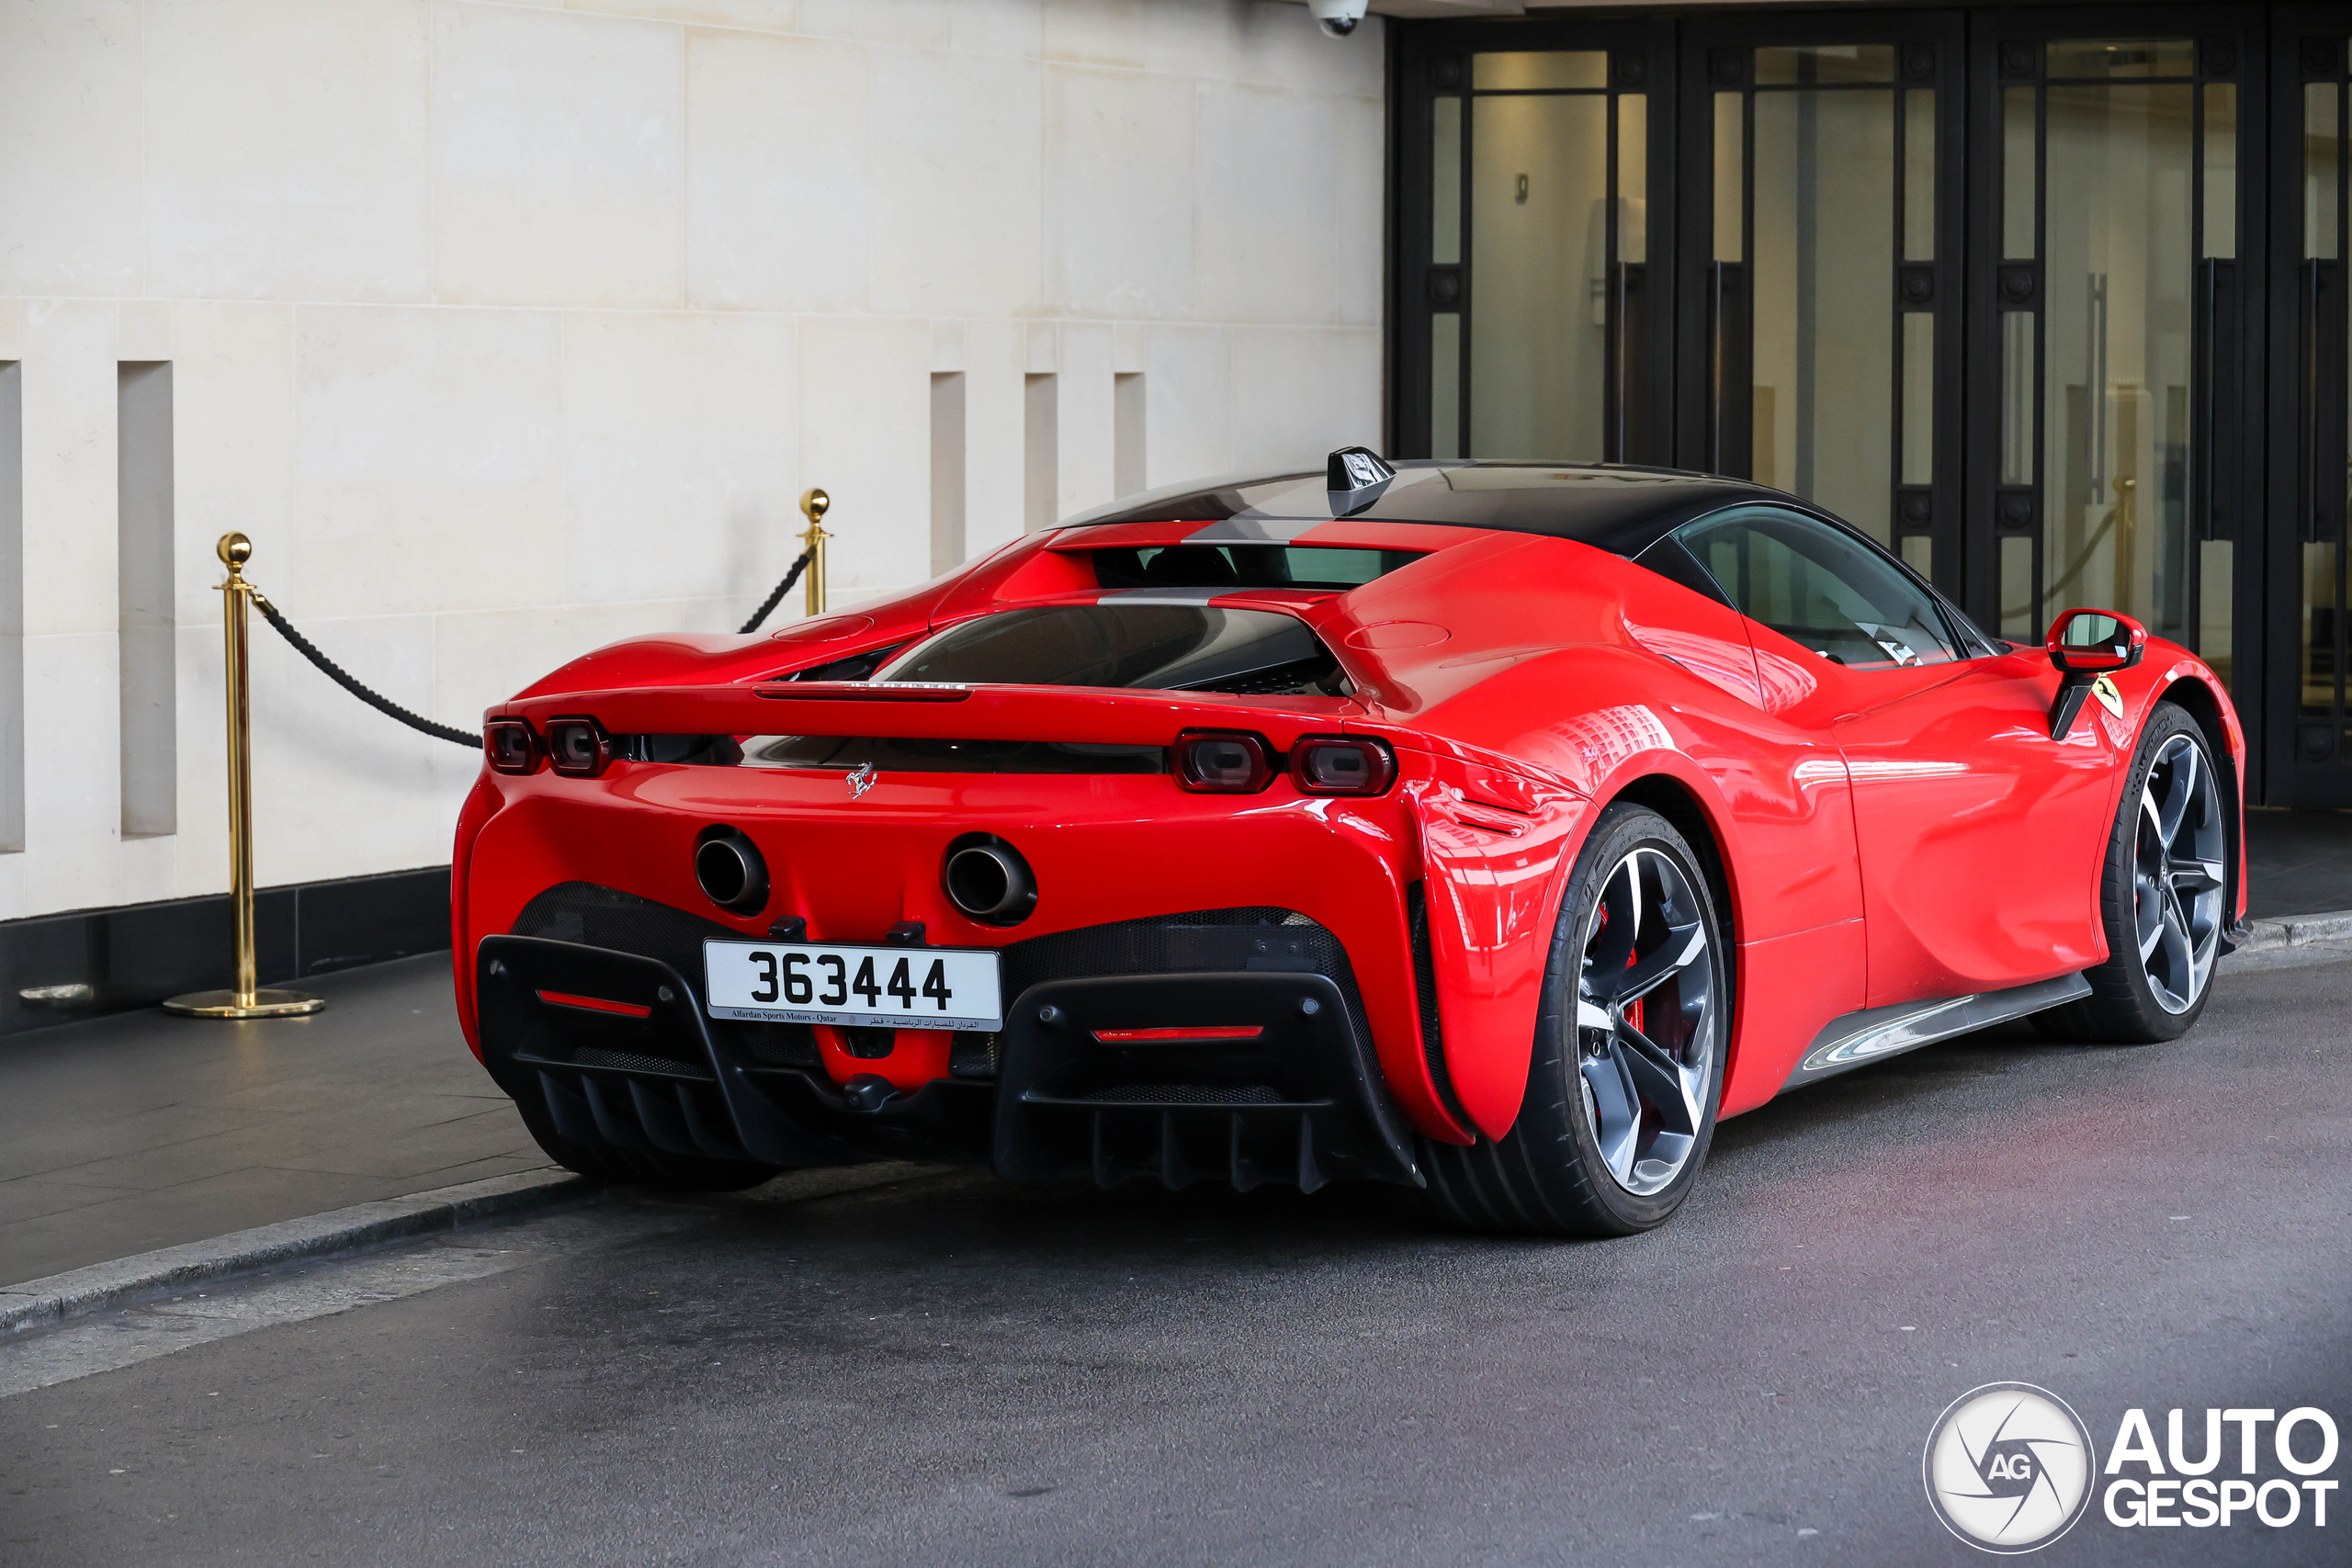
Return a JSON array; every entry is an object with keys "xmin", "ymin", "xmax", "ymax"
[{"xmin": 1780, "ymin": 972, "xmax": 2094, "ymax": 1091}]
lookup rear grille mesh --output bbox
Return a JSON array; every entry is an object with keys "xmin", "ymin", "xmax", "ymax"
[
  {"xmin": 568, "ymin": 1046, "xmax": 712, "ymax": 1079},
  {"xmin": 1080, "ymin": 1084, "xmax": 1287, "ymax": 1105}
]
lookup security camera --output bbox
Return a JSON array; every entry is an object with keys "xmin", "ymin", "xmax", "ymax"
[{"xmin": 1309, "ymin": 0, "xmax": 1369, "ymax": 39}]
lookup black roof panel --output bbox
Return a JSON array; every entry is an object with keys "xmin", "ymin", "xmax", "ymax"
[{"xmin": 1055, "ymin": 461, "xmax": 1797, "ymax": 558}]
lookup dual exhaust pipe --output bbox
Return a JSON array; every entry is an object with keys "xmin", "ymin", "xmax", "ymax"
[{"xmin": 694, "ymin": 828, "xmax": 1035, "ymax": 926}]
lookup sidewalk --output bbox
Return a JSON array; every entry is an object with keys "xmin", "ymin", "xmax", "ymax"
[
  {"xmin": 0, "ymin": 954, "xmax": 541, "ymax": 1285},
  {"xmin": 2245, "ymin": 807, "xmax": 2352, "ymax": 919}
]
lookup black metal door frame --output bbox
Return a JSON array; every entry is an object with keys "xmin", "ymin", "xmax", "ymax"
[
  {"xmin": 1960, "ymin": 6, "xmax": 2267, "ymax": 793},
  {"xmin": 2268, "ymin": 8, "xmax": 2348, "ymax": 804},
  {"xmin": 1387, "ymin": 14, "xmax": 1680, "ymax": 464},
  {"xmin": 1386, "ymin": 5, "xmax": 2293, "ymax": 799},
  {"xmin": 1674, "ymin": 8, "xmax": 1967, "ymax": 586}
]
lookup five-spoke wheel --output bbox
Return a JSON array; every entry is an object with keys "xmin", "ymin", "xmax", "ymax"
[
  {"xmin": 1575, "ymin": 845, "xmax": 1717, "ymax": 1196},
  {"xmin": 2132, "ymin": 730, "xmax": 2226, "ymax": 1015},
  {"xmin": 2037, "ymin": 702, "xmax": 2229, "ymax": 1043}
]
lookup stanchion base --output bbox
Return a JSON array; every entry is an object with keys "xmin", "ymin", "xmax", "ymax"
[{"xmin": 162, "ymin": 988, "xmax": 327, "ymax": 1020}]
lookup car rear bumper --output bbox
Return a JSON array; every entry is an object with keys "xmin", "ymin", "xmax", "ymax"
[
  {"xmin": 473, "ymin": 891, "xmax": 1424, "ymax": 1190},
  {"xmin": 455, "ymin": 761, "xmax": 1466, "ymax": 1143}
]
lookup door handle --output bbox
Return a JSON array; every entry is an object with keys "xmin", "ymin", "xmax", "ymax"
[
  {"xmin": 2193, "ymin": 258, "xmax": 2238, "ymax": 540},
  {"xmin": 2302, "ymin": 258, "xmax": 2346, "ymax": 543},
  {"xmin": 1609, "ymin": 261, "xmax": 1645, "ymax": 463},
  {"xmin": 1708, "ymin": 260, "xmax": 1751, "ymax": 479}
]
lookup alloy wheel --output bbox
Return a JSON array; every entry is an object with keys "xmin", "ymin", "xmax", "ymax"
[
  {"xmin": 2133, "ymin": 733, "xmax": 2225, "ymax": 1014},
  {"xmin": 1575, "ymin": 846, "xmax": 1719, "ymax": 1196}
]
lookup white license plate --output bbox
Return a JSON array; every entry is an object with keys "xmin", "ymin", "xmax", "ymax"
[{"xmin": 702, "ymin": 941, "xmax": 1003, "ymax": 1032}]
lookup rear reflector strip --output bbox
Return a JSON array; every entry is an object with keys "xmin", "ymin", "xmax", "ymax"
[
  {"xmin": 1091, "ymin": 1025, "xmax": 1265, "ymax": 1043},
  {"xmin": 756, "ymin": 682, "xmax": 971, "ymax": 702},
  {"xmin": 537, "ymin": 989, "xmax": 654, "ymax": 1019}
]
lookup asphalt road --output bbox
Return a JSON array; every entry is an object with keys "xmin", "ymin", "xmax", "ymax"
[{"xmin": 5, "ymin": 943, "xmax": 2348, "ymax": 1568}]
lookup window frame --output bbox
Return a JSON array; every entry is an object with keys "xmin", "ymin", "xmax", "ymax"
[{"xmin": 1670, "ymin": 502, "xmax": 1999, "ymax": 666}]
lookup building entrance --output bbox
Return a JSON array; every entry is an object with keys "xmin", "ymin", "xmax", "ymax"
[{"xmin": 1390, "ymin": 6, "xmax": 2351, "ymax": 807}]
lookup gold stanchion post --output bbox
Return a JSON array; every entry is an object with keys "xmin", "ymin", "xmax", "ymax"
[
  {"xmin": 800, "ymin": 487, "xmax": 831, "ymax": 617},
  {"xmin": 164, "ymin": 534, "xmax": 324, "ymax": 1020}
]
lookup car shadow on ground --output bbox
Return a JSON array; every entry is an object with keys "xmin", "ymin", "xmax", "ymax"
[
  {"xmin": 597, "ymin": 1009, "xmax": 2203, "ymax": 1284},
  {"xmin": 621, "ymin": 1040, "xmax": 1995, "ymax": 1266}
]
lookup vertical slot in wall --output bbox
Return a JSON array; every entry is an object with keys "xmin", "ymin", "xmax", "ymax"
[
  {"xmin": 118, "ymin": 361, "xmax": 175, "ymax": 840},
  {"xmin": 930, "ymin": 372, "xmax": 967, "ymax": 575},
  {"xmin": 1023, "ymin": 373, "xmax": 1058, "ymax": 532},
  {"xmin": 1114, "ymin": 373, "xmax": 1147, "ymax": 498},
  {"xmin": 0, "ymin": 362, "xmax": 21, "ymax": 854}
]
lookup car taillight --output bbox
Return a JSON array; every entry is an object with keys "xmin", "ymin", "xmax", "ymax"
[
  {"xmin": 1289, "ymin": 736, "xmax": 1396, "ymax": 795},
  {"xmin": 485, "ymin": 719, "xmax": 540, "ymax": 774},
  {"xmin": 545, "ymin": 716, "xmax": 613, "ymax": 778},
  {"xmin": 1174, "ymin": 730, "xmax": 1273, "ymax": 793}
]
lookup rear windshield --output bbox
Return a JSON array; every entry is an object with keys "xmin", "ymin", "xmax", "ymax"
[
  {"xmin": 1090, "ymin": 545, "xmax": 1420, "ymax": 591},
  {"xmin": 876, "ymin": 604, "xmax": 1350, "ymax": 697}
]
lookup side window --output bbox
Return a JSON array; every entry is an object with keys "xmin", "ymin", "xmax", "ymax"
[{"xmin": 1679, "ymin": 508, "xmax": 1962, "ymax": 670}]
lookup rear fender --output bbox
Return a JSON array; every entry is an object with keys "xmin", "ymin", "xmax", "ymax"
[
  {"xmin": 1395, "ymin": 673, "xmax": 1863, "ymax": 1136},
  {"xmin": 1402, "ymin": 753, "xmax": 1589, "ymax": 1140}
]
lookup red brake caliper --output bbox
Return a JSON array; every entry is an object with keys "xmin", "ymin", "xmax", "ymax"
[{"xmin": 1599, "ymin": 903, "xmax": 1644, "ymax": 1035}]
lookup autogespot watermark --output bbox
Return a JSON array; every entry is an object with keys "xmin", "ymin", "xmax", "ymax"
[
  {"xmin": 1924, "ymin": 1383, "xmax": 2098, "ymax": 1551},
  {"xmin": 1923, "ymin": 1383, "xmax": 2341, "ymax": 1552}
]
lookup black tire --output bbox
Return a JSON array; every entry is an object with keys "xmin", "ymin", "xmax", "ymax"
[
  {"xmin": 2033, "ymin": 702, "xmax": 2227, "ymax": 1044},
  {"xmin": 518, "ymin": 1102, "xmax": 783, "ymax": 1192},
  {"xmin": 1419, "ymin": 803, "xmax": 1730, "ymax": 1236}
]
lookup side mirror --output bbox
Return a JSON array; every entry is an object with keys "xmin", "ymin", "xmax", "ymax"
[
  {"xmin": 2047, "ymin": 608, "xmax": 2147, "ymax": 674},
  {"xmin": 2044, "ymin": 608, "xmax": 2147, "ymax": 739}
]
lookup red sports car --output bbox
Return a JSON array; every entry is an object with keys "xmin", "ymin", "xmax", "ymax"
[{"xmin": 453, "ymin": 453, "xmax": 2245, "ymax": 1235}]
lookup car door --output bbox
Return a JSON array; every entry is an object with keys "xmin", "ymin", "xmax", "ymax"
[{"xmin": 1674, "ymin": 506, "xmax": 2125, "ymax": 1010}]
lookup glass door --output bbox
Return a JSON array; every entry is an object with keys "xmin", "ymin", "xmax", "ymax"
[
  {"xmin": 1676, "ymin": 12, "xmax": 1964, "ymax": 581},
  {"xmin": 1391, "ymin": 17, "xmax": 1676, "ymax": 464},
  {"xmin": 2272, "ymin": 13, "xmax": 2352, "ymax": 798},
  {"xmin": 1963, "ymin": 12, "xmax": 2256, "ymax": 711},
  {"xmin": 1388, "ymin": 6, "xmax": 2296, "ymax": 795}
]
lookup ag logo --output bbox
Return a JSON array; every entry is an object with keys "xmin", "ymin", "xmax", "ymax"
[{"xmin": 1924, "ymin": 1382, "xmax": 2098, "ymax": 1553}]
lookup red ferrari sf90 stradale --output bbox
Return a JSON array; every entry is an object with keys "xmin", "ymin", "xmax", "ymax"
[{"xmin": 453, "ymin": 452, "xmax": 2245, "ymax": 1235}]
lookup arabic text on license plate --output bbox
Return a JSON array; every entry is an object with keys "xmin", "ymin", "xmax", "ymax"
[{"xmin": 701, "ymin": 941, "xmax": 1003, "ymax": 1031}]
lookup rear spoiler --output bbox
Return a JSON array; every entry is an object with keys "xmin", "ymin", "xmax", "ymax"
[{"xmin": 492, "ymin": 682, "xmax": 1363, "ymax": 749}]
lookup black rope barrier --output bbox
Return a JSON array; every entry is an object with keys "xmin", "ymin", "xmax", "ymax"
[
  {"xmin": 251, "ymin": 593, "xmax": 481, "ymax": 750},
  {"xmin": 248, "ymin": 547, "xmax": 820, "ymax": 749},
  {"xmin": 739, "ymin": 547, "xmax": 814, "ymax": 635}
]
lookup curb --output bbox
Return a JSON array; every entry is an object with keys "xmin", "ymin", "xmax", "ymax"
[
  {"xmin": 0, "ymin": 1166, "xmax": 595, "ymax": 1339},
  {"xmin": 2232, "ymin": 908, "xmax": 2352, "ymax": 954}
]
